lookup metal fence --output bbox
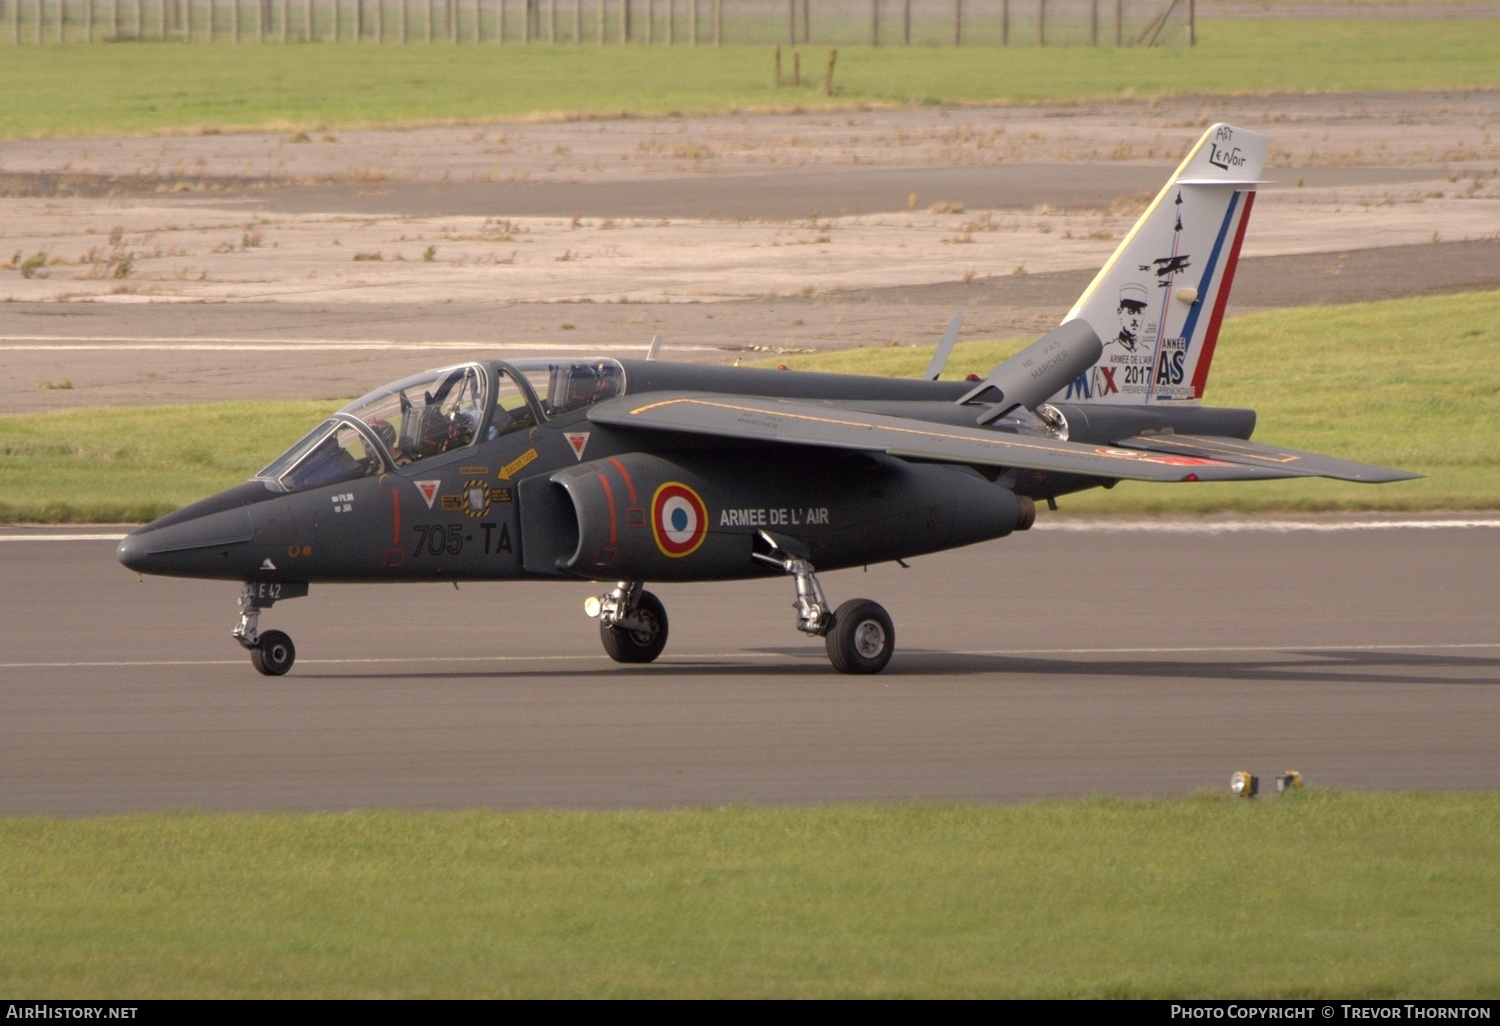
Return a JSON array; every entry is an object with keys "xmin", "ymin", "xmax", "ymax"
[{"xmin": 2, "ymin": 0, "xmax": 1193, "ymax": 45}]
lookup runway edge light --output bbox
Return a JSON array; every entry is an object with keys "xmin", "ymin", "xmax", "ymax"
[
  {"xmin": 1276, "ymin": 770, "xmax": 1303, "ymax": 794},
  {"xmin": 1230, "ymin": 770, "xmax": 1259, "ymax": 798}
]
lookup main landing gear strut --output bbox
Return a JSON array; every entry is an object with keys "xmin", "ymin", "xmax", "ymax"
[
  {"xmin": 586, "ymin": 581, "xmax": 670, "ymax": 664},
  {"xmin": 232, "ymin": 582, "xmax": 305, "ymax": 676},
  {"xmin": 583, "ymin": 531, "xmax": 895, "ymax": 675},
  {"xmin": 753, "ymin": 530, "xmax": 895, "ymax": 675}
]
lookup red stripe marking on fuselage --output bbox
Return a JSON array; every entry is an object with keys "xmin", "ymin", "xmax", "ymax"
[
  {"xmin": 607, "ymin": 456, "xmax": 639, "ymax": 505},
  {"xmin": 1192, "ymin": 191, "xmax": 1255, "ymax": 399},
  {"xmin": 390, "ymin": 487, "xmax": 401, "ymax": 546},
  {"xmin": 598, "ymin": 474, "xmax": 618, "ymax": 545}
]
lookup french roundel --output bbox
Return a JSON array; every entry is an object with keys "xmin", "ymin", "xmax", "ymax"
[{"xmin": 651, "ymin": 482, "xmax": 708, "ymax": 558}]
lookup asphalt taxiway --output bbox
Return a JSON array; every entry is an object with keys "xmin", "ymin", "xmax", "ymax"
[{"xmin": 3, "ymin": 518, "xmax": 1496, "ymax": 815}]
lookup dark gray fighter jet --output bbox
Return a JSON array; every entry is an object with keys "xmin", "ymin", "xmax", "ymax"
[{"xmin": 117, "ymin": 124, "xmax": 1416, "ymax": 675}]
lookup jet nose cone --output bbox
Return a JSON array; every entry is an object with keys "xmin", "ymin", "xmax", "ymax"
[{"xmin": 116, "ymin": 530, "xmax": 150, "ymax": 572}]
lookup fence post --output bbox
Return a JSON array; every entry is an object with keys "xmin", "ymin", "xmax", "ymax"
[
  {"xmin": 867, "ymin": 0, "xmax": 874, "ymax": 46},
  {"xmin": 1089, "ymin": 0, "xmax": 1096, "ymax": 44},
  {"xmin": 1114, "ymin": 0, "xmax": 1120, "ymax": 46},
  {"xmin": 1036, "ymin": 0, "xmax": 1043, "ymax": 46},
  {"xmin": 952, "ymin": 0, "xmax": 959, "ymax": 45},
  {"xmin": 822, "ymin": 47, "xmax": 834, "ymax": 96},
  {"xmin": 86, "ymin": 0, "xmax": 94, "ymax": 41},
  {"xmin": 1185, "ymin": 0, "xmax": 1193, "ymax": 45},
  {"xmin": 1000, "ymin": 0, "xmax": 1007, "ymax": 44},
  {"xmin": 619, "ymin": 0, "xmax": 625, "ymax": 42},
  {"xmin": 902, "ymin": 0, "xmax": 910, "ymax": 45}
]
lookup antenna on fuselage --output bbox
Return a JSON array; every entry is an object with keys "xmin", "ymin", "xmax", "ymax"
[{"xmin": 922, "ymin": 315, "xmax": 963, "ymax": 380}]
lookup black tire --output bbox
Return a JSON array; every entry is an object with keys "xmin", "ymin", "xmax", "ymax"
[
  {"xmin": 600, "ymin": 590, "xmax": 669, "ymax": 664},
  {"xmin": 825, "ymin": 599, "xmax": 894, "ymax": 675},
  {"xmin": 251, "ymin": 630, "xmax": 296, "ymax": 676}
]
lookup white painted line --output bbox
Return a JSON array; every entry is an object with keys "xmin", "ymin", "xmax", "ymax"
[
  {"xmin": 0, "ymin": 336, "xmax": 717, "ymax": 353},
  {"xmin": 1036, "ymin": 518, "xmax": 1500, "ymax": 534},
  {"xmin": 4, "ymin": 641, "xmax": 1496, "ymax": 671},
  {"xmin": 956, "ymin": 642, "xmax": 1500, "ymax": 657},
  {"xmin": 0, "ymin": 533, "xmax": 128, "ymax": 542}
]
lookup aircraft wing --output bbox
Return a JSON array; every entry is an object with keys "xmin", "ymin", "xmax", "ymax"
[
  {"xmin": 589, "ymin": 393, "xmax": 1303, "ymax": 483},
  {"xmin": 1111, "ymin": 434, "xmax": 1421, "ymax": 483}
]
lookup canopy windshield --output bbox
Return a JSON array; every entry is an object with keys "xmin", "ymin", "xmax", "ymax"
[{"xmin": 256, "ymin": 418, "xmax": 387, "ymax": 492}]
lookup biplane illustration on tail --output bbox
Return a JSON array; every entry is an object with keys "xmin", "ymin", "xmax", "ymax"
[{"xmin": 118, "ymin": 124, "xmax": 1416, "ymax": 676}]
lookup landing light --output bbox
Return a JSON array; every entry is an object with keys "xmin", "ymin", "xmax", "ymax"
[
  {"xmin": 1276, "ymin": 770, "xmax": 1303, "ymax": 793},
  {"xmin": 1230, "ymin": 770, "xmax": 1258, "ymax": 798},
  {"xmin": 584, "ymin": 596, "xmax": 602, "ymax": 619}
]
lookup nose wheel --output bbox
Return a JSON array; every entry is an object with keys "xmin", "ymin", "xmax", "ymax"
[
  {"xmin": 249, "ymin": 630, "xmax": 297, "ymax": 676},
  {"xmin": 232, "ymin": 582, "xmax": 303, "ymax": 676}
]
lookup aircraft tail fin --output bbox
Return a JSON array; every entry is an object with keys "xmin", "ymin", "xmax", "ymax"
[{"xmin": 1058, "ymin": 123, "xmax": 1267, "ymax": 406}]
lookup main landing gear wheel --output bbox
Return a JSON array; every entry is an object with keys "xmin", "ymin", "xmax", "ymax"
[
  {"xmin": 600, "ymin": 590, "xmax": 669, "ymax": 664},
  {"xmin": 825, "ymin": 599, "xmax": 894, "ymax": 675},
  {"xmin": 250, "ymin": 630, "xmax": 296, "ymax": 676}
]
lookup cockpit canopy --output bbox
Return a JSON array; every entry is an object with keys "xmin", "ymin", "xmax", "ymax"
[
  {"xmin": 509, "ymin": 358, "xmax": 625, "ymax": 419},
  {"xmin": 255, "ymin": 359, "xmax": 627, "ymax": 493},
  {"xmin": 343, "ymin": 364, "xmax": 488, "ymax": 467}
]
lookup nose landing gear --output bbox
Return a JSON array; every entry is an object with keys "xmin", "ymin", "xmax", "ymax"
[{"xmin": 232, "ymin": 582, "xmax": 307, "ymax": 676}]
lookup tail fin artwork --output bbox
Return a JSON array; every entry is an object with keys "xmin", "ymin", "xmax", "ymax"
[{"xmin": 1059, "ymin": 123, "xmax": 1267, "ymax": 406}]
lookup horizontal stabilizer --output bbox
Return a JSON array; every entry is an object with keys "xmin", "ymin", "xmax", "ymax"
[{"xmin": 1113, "ymin": 433, "xmax": 1422, "ymax": 483}]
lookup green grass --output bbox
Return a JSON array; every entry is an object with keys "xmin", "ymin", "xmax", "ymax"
[
  {"xmin": 0, "ymin": 401, "xmax": 331, "ymax": 523},
  {"xmin": 774, "ymin": 290, "xmax": 1500, "ymax": 514},
  {"xmin": 0, "ymin": 19, "xmax": 1497, "ymax": 138},
  {"xmin": 3, "ymin": 291, "xmax": 1497, "ymax": 522},
  {"xmin": 1, "ymin": 792, "xmax": 1495, "ymax": 997}
]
